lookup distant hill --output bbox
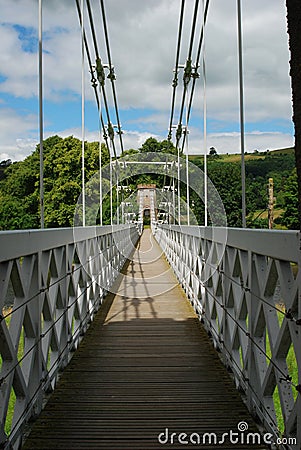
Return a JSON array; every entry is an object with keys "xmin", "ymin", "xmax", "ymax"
[
  {"xmin": 189, "ymin": 146, "xmax": 298, "ymax": 229},
  {"xmin": 189, "ymin": 147, "xmax": 295, "ymax": 163}
]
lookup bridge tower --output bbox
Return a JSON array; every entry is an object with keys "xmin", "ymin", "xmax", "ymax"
[{"xmin": 137, "ymin": 184, "xmax": 157, "ymax": 225}]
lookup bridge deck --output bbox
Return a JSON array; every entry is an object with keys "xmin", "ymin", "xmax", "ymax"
[{"xmin": 23, "ymin": 229, "xmax": 266, "ymax": 449}]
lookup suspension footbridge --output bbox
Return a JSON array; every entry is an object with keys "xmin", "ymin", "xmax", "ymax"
[
  {"xmin": 21, "ymin": 229, "xmax": 268, "ymax": 449},
  {"xmin": 0, "ymin": 1, "xmax": 300, "ymax": 449}
]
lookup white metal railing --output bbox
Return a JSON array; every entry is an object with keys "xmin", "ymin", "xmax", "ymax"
[
  {"xmin": 0, "ymin": 224, "xmax": 139, "ymax": 449},
  {"xmin": 154, "ymin": 224, "xmax": 301, "ymax": 450}
]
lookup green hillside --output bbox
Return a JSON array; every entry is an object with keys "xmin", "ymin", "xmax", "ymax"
[
  {"xmin": 189, "ymin": 146, "xmax": 297, "ymax": 228},
  {"xmin": 189, "ymin": 146, "xmax": 295, "ymax": 164}
]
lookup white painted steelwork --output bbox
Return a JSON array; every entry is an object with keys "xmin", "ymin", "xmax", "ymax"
[
  {"xmin": 0, "ymin": 224, "xmax": 139, "ymax": 448},
  {"xmin": 155, "ymin": 224, "xmax": 300, "ymax": 450}
]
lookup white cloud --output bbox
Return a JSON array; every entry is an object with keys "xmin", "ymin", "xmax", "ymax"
[
  {"xmin": 2, "ymin": 121, "xmax": 293, "ymax": 163},
  {"xmin": 0, "ymin": 107, "xmax": 37, "ymax": 160},
  {"xmin": 0, "ymin": 24, "xmax": 38, "ymax": 98},
  {"xmin": 0, "ymin": 0, "xmax": 295, "ymax": 161},
  {"xmin": 122, "ymin": 130, "xmax": 162, "ymax": 150},
  {"xmin": 187, "ymin": 130, "xmax": 294, "ymax": 155},
  {"xmin": 44, "ymin": 127, "xmax": 162, "ymax": 154},
  {"xmin": 46, "ymin": 126, "xmax": 294, "ymax": 157}
]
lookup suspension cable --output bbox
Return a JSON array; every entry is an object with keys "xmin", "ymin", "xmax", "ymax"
[
  {"xmin": 180, "ymin": 0, "xmax": 210, "ymax": 154},
  {"xmin": 38, "ymin": 0, "xmax": 44, "ymax": 229},
  {"xmin": 237, "ymin": 0, "xmax": 246, "ymax": 228},
  {"xmin": 85, "ymin": 3, "xmax": 110, "ymax": 225},
  {"xmin": 76, "ymin": 0, "xmax": 130, "ymax": 223},
  {"xmin": 76, "ymin": 0, "xmax": 121, "ymax": 238},
  {"xmin": 86, "ymin": 0, "xmax": 100, "ymax": 58},
  {"xmin": 185, "ymin": 89, "xmax": 190, "ymax": 225},
  {"xmin": 99, "ymin": 0, "xmax": 124, "ymax": 155},
  {"xmin": 177, "ymin": 145, "xmax": 181, "ymax": 224},
  {"xmin": 184, "ymin": 4, "xmax": 197, "ymax": 222},
  {"xmin": 98, "ymin": 114, "xmax": 103, "ymax": 226},
  {"xmin": 98, "ymin": 0, "xmax": 128, "ymax": 218},
  {"xmin": 81, "ymin": 0, "xmax": 86, "ymax": 227},
  {"xmin": 202, "ymin": 0, "xmax": 208, "ymax": 226},
  {"xmin": 168, "ymin": 0, "xmax": 186, "ymax": 140},
  {"xmin": 188, "ymin": 0, "xmax": 200, "ymax": 59},
  {"xmin": 175, "ymin": 0, "xmax": 201, "ymax": 150},
  {"xmin": 167, "ymin": 0, "xmax": 210, "ymax": 224},
  {"xmin": 75, "ymin": 0, "xmax": 117, "ymax": 159}
]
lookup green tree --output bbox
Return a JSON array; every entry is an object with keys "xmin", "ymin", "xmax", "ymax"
[
  {"xmin": 139, "ymin": 137, "xmax": 176, "ymax": 154},
  {"xmin": 209, "ymin": 147, "xmax": 218, "ymax": 157},
  {"xmin": 139, "ymin": 137, "xmax": 161, "ymax": 153},
  {"xmin": 0, "ymin": 159, "xmax": 12, "ymax": 180},
  {"xmin": 160, "ymin": 139, "xmax": 177, "ymax": 154},
  {"xmin": 0, "ymin": 136, "xmax": 110, "ymax": 230},
  {"xmin": 0, "ymin": 151, "xmax": 40, "ymax": 229},
  {"xmin": 282, "ymin": 169, "xmax": 299, "ymax": 229},
  {"xmin": 286, "ymin": 0, "xmax": 301, "ymax": 229},
  {"xmin": 207, "ymin": 162, "xmax": 242, "ymax": 227}
]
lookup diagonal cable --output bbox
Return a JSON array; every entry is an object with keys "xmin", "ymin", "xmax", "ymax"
[
  {"xmin": 181, "ymin": 0, "xmax": 210, "ymax": 154},
  {"xmin": 175, "ymin": 0, "xmax": 201, "ymax": 150},
  {"xmin": 99, "ymin": 0, "xmax": 124, "ymax": 155},
  {"xmin": 75, "ymin": 0, "xmax": 110, "ymax": 151},
  {"xmin": 168, "ymin": 0, "xmax": 186, "ymax": 140}
]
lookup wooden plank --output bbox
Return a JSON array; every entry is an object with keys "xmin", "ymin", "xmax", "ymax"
[{"xmin": 22, "ymin": 230, "xmax": 267, "ymax": 449}]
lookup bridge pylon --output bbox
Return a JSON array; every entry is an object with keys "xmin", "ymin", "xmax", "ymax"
[{"xmin": 137, "ymin": 184, "xmax": 157, "ymax": 225}]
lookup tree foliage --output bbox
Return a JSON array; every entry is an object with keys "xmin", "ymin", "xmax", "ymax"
[
  {"xmin": 190, "ymin": 151, "xmax": 297, "ymax": 229},
  {"xmin": 0, "ymin": 136, "xmax": 298, "ymax": 230},
  {"xmin": 282, "ymin": 169, "xmax": 299, "ymax": 229},
  {"xmin": 286, "ymin": 0, "xmax": 301, "ymax": 229},
  {"xmin": 0, "ymin": 136, "xmax": 110, "ymax": 230},
  {"xmin": 139, "ymin": 137, "xmax": 176, "ymax": 154}
]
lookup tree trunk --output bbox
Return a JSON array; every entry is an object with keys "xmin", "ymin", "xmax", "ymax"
[{"xmin": 286, "ymin": 0, "xmax": 301, "ymax": 231}]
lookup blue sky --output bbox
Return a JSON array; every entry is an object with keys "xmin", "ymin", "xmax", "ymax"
[{"xmin": 0, "ymin": 0, "xmax": 294, "ymax": 161}]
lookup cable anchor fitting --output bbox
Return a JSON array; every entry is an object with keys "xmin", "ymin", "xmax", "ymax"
[
  {"xmin": 172, "ymin": 74, "xmax": 178, "ymax": 88},
  {"xmin": 183, "ymin": 126, "xmax": 189, "ymax": 137},
  {"xmin": 279, "ymin": 375, "xmax": 292, "ymax": 384},
  {"xmin": 176, "ymin": 124, "xmax": 182, "ymax": 142},
  {"xmin": 95, "ymin": 58, "xmax": 106, "ymax": 87},
  {"xmin": 90, "ymin": 66, "xmax": 98, "ymax": 89},
  {"xmin": 285, "ymin": 309, "xmax": 294, "ymax": 321},
  {"xmin": 107, "ymin": 66, "xmax": 116, "ymax": 81},
  {"xmin": 107, "ymin": 122, "xmax": 115, "ymax": 141},
  {"xmin": 191, "ymin": 68, "xmax": 200, "ymax": 79},
  {"xmin": 183, "ymin": 59, "xmax": 193, "ymax": 87}
]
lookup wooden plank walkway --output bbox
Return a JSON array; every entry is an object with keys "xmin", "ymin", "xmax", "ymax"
[{"xmin": 23, "ymin": 229, "xmax": 267, "ymax": 449}]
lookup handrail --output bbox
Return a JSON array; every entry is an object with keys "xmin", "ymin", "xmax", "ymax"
[
  {"xmin": 0, "ymin": 224, "xmax": 139, "ymax": 449},
  {"xmin": 154, "ymin": 224, "xmax": 300, "ymax": 450}
]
